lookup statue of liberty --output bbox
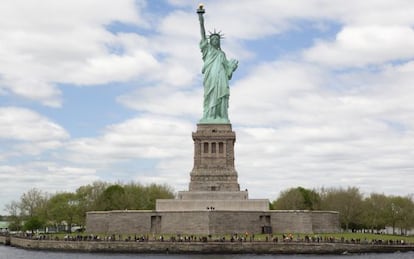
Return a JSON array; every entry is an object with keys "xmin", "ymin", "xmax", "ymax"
[{"xmin": 197, "ymin": 4, "xmax": 238, "ymax": 124}]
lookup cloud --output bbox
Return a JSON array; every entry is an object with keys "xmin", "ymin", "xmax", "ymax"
[
  {"xmin": 58, "ymin": 115, "xmax": 195, "ymax": 195},
  {"xmin": 0, "ymin": 107, "xmax": 68, "ymax": 141},
  {"xmin": 117, "ymin": 85, "xmax": 202, "ymax": 118},
  {"xmin": 0, "ymin": 0, "xmax": 148, "ymax": 106},
  {"xmin": 304, "ymin": 26, "xmax": 414, "ymax": 67},
  {"xmin": 0, "ymin": 107, "xmax": 69, "ymax": 156},
  {"xmin": 228, "ymin": 56, "xmax": 414, "ymax": 199},
  {"xmin": 66, "ymin": 115, "xmax": 194, "ymax": 164},
  {"xmin": 0, "ymin": 162, "xmax": 99, "ymax": 214},
  {"xmin": 67, "ymin": 48, "xmax": 160, "ymax": 85},
  {"xmin": 230, "ymin": 61, "xmax": 325, "ymax": 126}
]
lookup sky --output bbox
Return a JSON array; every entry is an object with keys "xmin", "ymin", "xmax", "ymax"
[{"xmin": 1, "ymin": 0, "xmax": 414, "ymax": 214}]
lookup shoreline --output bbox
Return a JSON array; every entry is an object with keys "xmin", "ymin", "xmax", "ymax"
[{"xmin": 1, "ymin": 235, "xmax": 413, "ymax": 254}]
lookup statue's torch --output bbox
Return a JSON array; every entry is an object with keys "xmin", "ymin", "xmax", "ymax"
[{"xmin": 197, "ymin": 3, "xmax": 205, "ymax": 14}]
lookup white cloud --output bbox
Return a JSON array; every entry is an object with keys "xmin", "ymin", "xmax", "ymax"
[
  {"xmin": 0, "ymin": 0, "xmax": 148, "ymax": 106},
  {"xmin": 230, "ymin": 61, "xmax": 325, "ymax": 126},
  {"xmin": 304, "ymin": 26, "xmax": 414, "ymax": 67},
  {"xmin": 228, "ymin": 55, "xmax": 414, "ymax": 199},
  {"xmin": 0, "ymin": 162, "xmax": 99, "ymax": 214},
  {"xmin": 117, "ymin": 85, "xmax": 202, "ymax": 118},
  {"xmin": 66, "ymin": 115, "xmax": 193, "ymax": 164},
  {"xmin": 0, "ymin": 107, "xmax": 69, "ymax": 158},
  {"xmin": 67, "ymin": 49, "xmax": 160, "ymax": 85},
  {"xmin": 0, "ymin": 106, "xmax": 68, "ymax": 141}
]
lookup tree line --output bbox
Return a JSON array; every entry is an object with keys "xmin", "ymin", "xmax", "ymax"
[
  {"xmin": 4, "ymin": 181, "xmax": 174, "ymax": 232},
  {"xmin": 271, "ymin": 186, "xmax": 414, "ymax": 235},
  {"xmin": 4, "ymin": 183, "xmax": 413, "ymax": 235}
]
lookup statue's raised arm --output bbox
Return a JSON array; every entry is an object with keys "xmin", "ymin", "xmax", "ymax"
[
  {"xmin": 196, "ymin": 4, "xmax": 238, "ymax": 124},
  {"xmin": 197, "ymin": 4, "xmax": 206, "ymax": 41}
]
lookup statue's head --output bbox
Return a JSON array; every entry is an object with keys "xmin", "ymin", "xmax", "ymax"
[
  {"xmin": 209, "ymin": 30, "xmax": 224, "ymax": 49},
  {"xmin": 210, "ymin": 34, "xmax": 220, "ymax": 48}
]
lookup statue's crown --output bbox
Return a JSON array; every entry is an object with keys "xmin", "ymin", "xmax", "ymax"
[{"xmin": 209, "ymin": 29, "xmax": 224, "ymax": 39}]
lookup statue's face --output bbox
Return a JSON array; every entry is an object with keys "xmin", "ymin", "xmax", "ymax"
[{"xmin": 210, "ymin": 36, "xmax": 220, "ymax": 48}]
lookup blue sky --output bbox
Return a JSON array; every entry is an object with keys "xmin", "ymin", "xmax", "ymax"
[{"xmin": 1, "ymin": 0, "xmax": 414, "ymax": 214}]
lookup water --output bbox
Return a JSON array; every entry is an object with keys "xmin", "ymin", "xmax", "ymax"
[{"xmin": 0, "ymin": 246, "xmax": 413, "ymax": 259}]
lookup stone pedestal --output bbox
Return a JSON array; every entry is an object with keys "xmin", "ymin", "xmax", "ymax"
[
  {"xmin": 189, "ymin": 124, "xmax": 239, "ymax": 192},
  {"xmin": 156, "ymin": 123, "xmax": 270, "ymax": 212}
]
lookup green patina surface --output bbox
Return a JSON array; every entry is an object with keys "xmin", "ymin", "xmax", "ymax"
[{"xmin": 197, "ymin": 5, "xmax": 238, "ymax": 124}]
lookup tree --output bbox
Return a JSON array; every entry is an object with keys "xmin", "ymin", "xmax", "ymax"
[
  {"xmin": 76, "ymin": 181, "xmax": 109, "ymax": 224},
  {"xmin": 320, "ymin": 187, "xmax": 364, "ymax": 231},
  {"xmin": 4, "ymin": 181, "xmax": 176, "ymax": 230},
  {"xmin": 397, "ymin": 195, "xmax": 414, "ymax": 235},
  {"xmin": 5, "ymin": 201, "xmax": 22, "ymax": 231},
  {"xmin": 272, "ymin": 187, "xmax": 321, "ymax": 210},
  {"xmin": 96, "ymin": 184, "xmax": 126, "ymax": 211},
  {"xmin": 142, "ymin": 183, "xmax": 175, "ymax": 210},
  {"xmin": 361, "ymin": 193, "xmax": 388, "ymax": 232},
  {"xmin": 4, "ymin": 189, "xmax": 49, "ymax": 231},
  {"xmin": 97, "ymin": 182, "xmax": 175, "ymax": 211},
  {"xmin": 386, "ymin": 195, "xmax": 414, "ymax": 235},
  {"xmin": 20, "ymin": 188, "xmax": 48, "ymax": 219},
  {"xmin": 48, "ymin": 192, "xmax": 80, "ymax": 233},
  {"xmin": 23, "ymin": 216, "xmax": 44, "ymax": 233},
  {"xmin": 122, "ymin": 182, "xmax": 146, "ymax": 209}
]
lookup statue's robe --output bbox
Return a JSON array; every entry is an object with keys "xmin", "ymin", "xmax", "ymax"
[{"xmin": 200, "ymin": 38, "xmax": 235, "ymax": 123}]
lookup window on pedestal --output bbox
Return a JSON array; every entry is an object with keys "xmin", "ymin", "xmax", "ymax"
[
  {"xmin": 219, "ymin": 142, "xmax": 224, "ymax": 153},
  {"xmin": 211, "ymin": 142, "xmax": 216, "ymax": 153},
  {"xmin": 203, "ymin": 142, "xmax": 209, "ymax": 153}
]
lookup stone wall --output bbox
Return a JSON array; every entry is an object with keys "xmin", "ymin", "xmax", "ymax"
[
  {"xmin": 86, "ymin": 210, "xmax": 339, "ymax": 234},
  {"xmin": 107, "ymin": 211, "xmax": 153, "ymax": 234},
  {"xmin": 312, "ymin": 211, "xmax": 341, "ymax": 233},
  {"xmin": 271, "ymin": 211, "xmax": 313, "ymax": 233},
  {"xmin": 85, "ymin": 211, "xmax": 110, "ymax": 233},
  {"xmin": 7, "ymin": 237, "xmax": 414, "ymax": 254},
  {"xmin": 209, "ymin": 211, "xmax": 264, "ymax": 234},
  {"xmin": 156, "ymin": 199, "xmax": 269, "ymax": 211},
  {"xmin": 160, "ymin": 211, "xmax": 209, "ymax": 234}
]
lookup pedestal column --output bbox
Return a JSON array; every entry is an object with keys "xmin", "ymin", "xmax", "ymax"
[{"xmin": 189, "ymin": 124, "xmax": 240, "ymax": 192}]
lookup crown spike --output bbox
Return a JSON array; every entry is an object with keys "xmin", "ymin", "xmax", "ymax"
[{"xmin": 208, "ymin": 28, "xmax": 225, "ymax": 39}]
